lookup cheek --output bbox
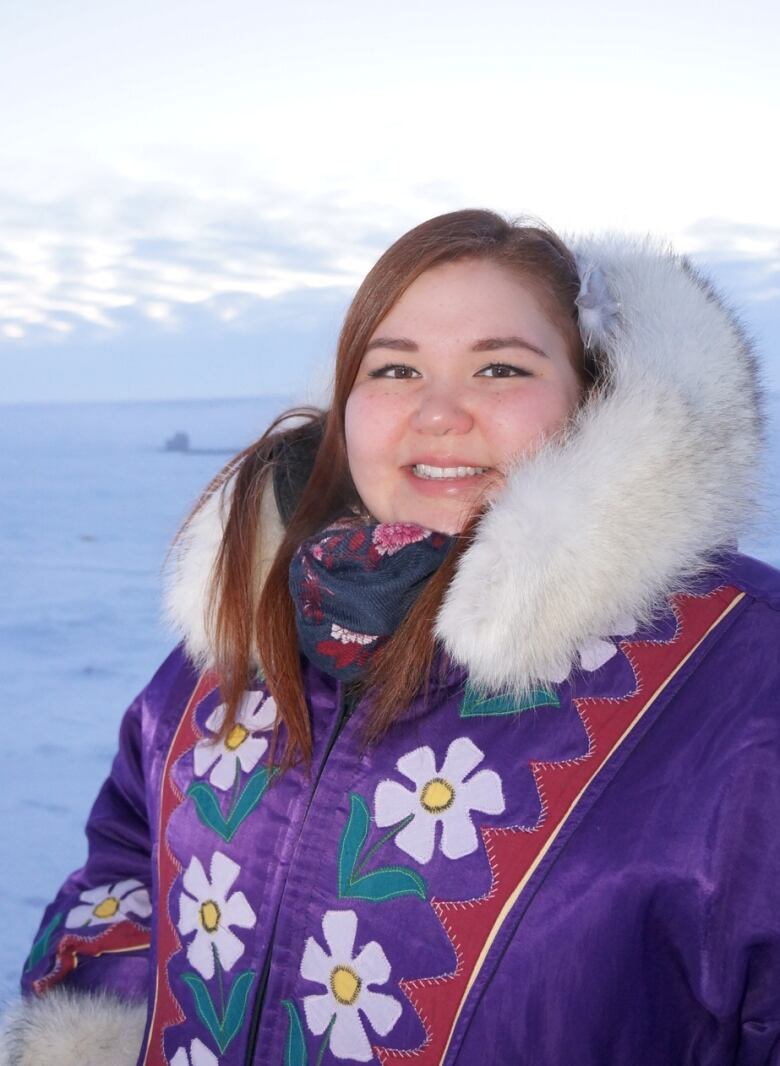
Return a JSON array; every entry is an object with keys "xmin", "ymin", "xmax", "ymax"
[
  {"xmin": 487, "ymin": 383, "xmax": 579, "ymax": 459},
  {"xmin": 344, "ymin": 390, "xmax": 398, "ymax": 487}
]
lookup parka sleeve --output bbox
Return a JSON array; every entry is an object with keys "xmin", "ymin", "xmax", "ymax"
[{"xmin": 19, "ymin": 685, "xmax": 155, "ymax": 1003}]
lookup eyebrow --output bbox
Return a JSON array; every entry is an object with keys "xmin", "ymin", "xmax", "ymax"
[{"xmin": 364, "ymin": 335, "xmax": 549, "ymax": 358}]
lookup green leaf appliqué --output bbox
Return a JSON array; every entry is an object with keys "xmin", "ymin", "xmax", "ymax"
[
  {"xmin": 283, "ymin": 999, "xmax": 309, "ymax": 1066},
  {"xmin": 182, "ymin": 969, "xmax": 255, "ymax": 1053},
  {"xmin": 459, "ymin": 683, "xmax": 560, "ymax": 718},
  {"xmin": 24, "ymin": 911, "xmax": 63, "ymax": 972},
  {"xmin": 188, "ymin": 766, "xmax": 273, "ymax": 841},
  {"xmin": 338, "ymin": 793, "xmax": 427, "ymax": 902}
]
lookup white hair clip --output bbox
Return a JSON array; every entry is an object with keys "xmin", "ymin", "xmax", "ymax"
[{"xmin": 575, "ymin": 260, "xmax": 620, "ymax": 350}]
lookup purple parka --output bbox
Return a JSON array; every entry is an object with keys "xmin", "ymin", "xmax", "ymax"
[{"xmin": 9, "ymin": 238, "xmax": 780, "ymax": 1066}]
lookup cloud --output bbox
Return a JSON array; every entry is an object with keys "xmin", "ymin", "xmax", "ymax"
[
  {"xmin": 2, "ymin": 193, "xmax": 780, "ymax": 402},
  {"xmin": 0, "ymin": 176, "xmax": 424, "ymax": 350}
]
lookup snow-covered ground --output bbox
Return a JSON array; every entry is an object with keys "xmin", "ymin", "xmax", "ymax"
[{"xmin": 1, "ymin": 393, "xmax": 778, "ymax": 1004}]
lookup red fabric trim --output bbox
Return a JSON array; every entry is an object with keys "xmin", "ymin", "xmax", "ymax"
[
  {"xmin": 142, "ymin": 669, "xmax": 219, "ymax": 1066},
  {"xmin": 33, "ymin": 919, "xmax": 151, "ymax": 996}
]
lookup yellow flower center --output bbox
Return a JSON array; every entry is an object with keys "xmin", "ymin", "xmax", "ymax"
[
  {"xmin": 330, "ymin": 964, "xmax": 361, "ymax": 1006},
  {"xmin": 199, "ymin": 899, "xmax": 221, "ymax": 933},
  {"xmin": 225, "ymin": 723, "xmax": 249, "ymax": 751},
  {"xmin": 92, "ymin": 896, "xmax": 120, "ymax": 920},
  {"xmin": 420, "ymin": 777, "xmax": 455, "ymax": 813}
]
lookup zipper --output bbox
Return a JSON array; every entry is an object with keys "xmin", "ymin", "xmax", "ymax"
[{"xmin": 243, "ymin": 681, "xmax": 361, "ymax": 1065}]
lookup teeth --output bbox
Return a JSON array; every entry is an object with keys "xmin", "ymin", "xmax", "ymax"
[{"xmin": 412, "ymin": 464, "xmax": 488, "ymax": 479}]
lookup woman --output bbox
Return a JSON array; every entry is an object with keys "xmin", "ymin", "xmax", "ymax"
[{"xmin": 5, "ymin": 210, "xmax": 779, "ymax": 1065}]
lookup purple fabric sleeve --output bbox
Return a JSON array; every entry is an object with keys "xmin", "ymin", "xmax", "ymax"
[{"xmin": 20, "ymin": 688, "xmax": 154, "ymax": 1002}]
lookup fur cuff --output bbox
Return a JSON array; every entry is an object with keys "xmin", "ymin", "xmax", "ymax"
[{"xmin": 0, "ymin": 990, "xmax": 146, "ymax": 1066}]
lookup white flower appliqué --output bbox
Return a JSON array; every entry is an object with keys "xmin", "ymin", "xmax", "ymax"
[
  {"xmin": 177, "ymin": 851, "xmax": 255, "ymax": 979},
  {"xmin": 374, "ymin": 737, "xmax": 505, "ymax": 864},
  {"xmin": 543, "ymin": 614, "xmax": 639, "ymax": 683},
  {"xmin": 301, "ymin": 909, "xmax": 402, "ymax": 1062},
  {"xmin": 193, "ymin": 690, "xmax": 277, "ymax": 791},
  {"xmin": 170, "ymin": 1038, "xmax": 219, "ymax": 1066},
  {"xmin": 65, "ymin": 879, "xmax": 152, "ymax": 928}
]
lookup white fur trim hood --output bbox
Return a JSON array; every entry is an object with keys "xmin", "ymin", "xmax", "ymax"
[{"xmin": 165, "ymin": 236, "xmax": 763, "ymax": 690}]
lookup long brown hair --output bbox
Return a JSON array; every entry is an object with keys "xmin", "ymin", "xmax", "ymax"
[{"xmin": 179, "ymin": 209, "xmax": 588, "ymax": 766}]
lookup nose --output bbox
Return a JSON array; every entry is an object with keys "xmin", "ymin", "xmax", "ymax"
[{"xmin": 410, "ymin": 384, "xmax": 474, "ymax": 436}]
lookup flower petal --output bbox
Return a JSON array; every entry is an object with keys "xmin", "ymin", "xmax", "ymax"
[
  {"xmin": 352, "ymin": 939, "xmax": 391, "ymax": 987},
  {"xmin": 322, "ymin": 909, "xmax": 358, "ymax": 961},
  {"xmin": 209, "ymin": 751, "xmax": 239, "ymax": 791},
  {"xmin": 182, "ymin": 857, "xmax": 211, "ymax": 902},
  {"xmin": 374, "ymin": 780, "xmax": 417, "ymax": 828},
  {"xmin": 330, "ymin": 1005, "xmax": 373, "ymax": 1062},
  {"xmin": 360, "ymin": 988, "xmax": 402, "ymax": 1037},
  {"xmin": 245, "ymin": 694, "xmax": 277, "ymax": 730},
  {"xmin": 170, "ymin": 1049, "xmax": 190, "ymax": 1066},
  {"xmin": 121, "ymin": 887, "xmax": 152, "ymax": 919},
  {"xmin": 186, "ymin": 930, "xmax": 215, "ymax": 979},
  {"xmin": 204, "ymin": 703, "xmax": 227, "ymax": 734},
  {"xmin": 441, "ymin": 810, "xmax": 479, "ymax": 860},
  {"xmin": 222, "ymin": 890, "xmax": 255, "ymax": 931},
  {"xmin": 193, "ymin": 739, "xmax": 221, "ymax": 777},
  {"xmin": 302, "ymin": 992, "xmax": 335, "ymax": 1036},
  {"xmin": 78, "ymin": 885, "xmax": 111, "ymax": 905},
  {"xmin": 394, "ymin": 815, "xmax": 436, "ymax": 865},
  {"xmin": 190, "ymin": 1038, "xmax": 219, "ymax": 1066},
  {"xmin": 300, "ymin": 935, "xmax": 332, "ymax": 985},
  {"xmin": 460, "ymin": 768, "xmax": 505, "ymax": 816},
  {"xmin": 177, "ymin": 893, "xmax": 200, "ymax": 936},
  {"xmin": 213, "ymin": 925, "xmax": 244, "ymax": 973},
  {"xmin": 236, "ymin": 735, "xmax": 267, "ymax": 772},
  {"xmin": 440, "ymin": 736, "xmax": 484, "ymax": 785},
  {"xmin": 111, "ymin": 878, "xmax": 143, "ymax": 898},
  {"xmin": 65, "ymin": 904, "xmax": 95, "ymax": 928},
  {"xmin": 579, "ymin": 637, "xmax": 617, "ymax": 672},
  {"xmin": 396, "ymin": 746, "xmax": 437, "ymax": 788},
  {"xmin": 209, "ymin": 851, "xmax": 240, "ymax": 898}
]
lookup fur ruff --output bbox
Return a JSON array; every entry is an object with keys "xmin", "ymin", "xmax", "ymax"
[
  {"xmin": 0, "ymin": 990, "xmax": 146, "ymax": 1066},
  {"xmin": 164, "ymin": 236, "xmax": 763, "ymax": 691}
]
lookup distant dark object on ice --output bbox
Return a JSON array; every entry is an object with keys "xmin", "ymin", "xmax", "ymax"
[
  {"xmin": 165, "ymin": 431, "xmax": 190, "ymax": 452},
  {"xmin": 163, "ymin": 431, "xmax": 235, "ymax": 456}
]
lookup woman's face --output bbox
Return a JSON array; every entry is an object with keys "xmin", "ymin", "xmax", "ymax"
[{"xmin": 344, "ymin": 258, "xmax": 583, "ymax": 534}]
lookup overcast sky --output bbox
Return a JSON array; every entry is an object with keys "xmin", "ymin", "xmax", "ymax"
[{"xmin": 2, "ymin": 0, "xmax": 779, "ymax": 402}]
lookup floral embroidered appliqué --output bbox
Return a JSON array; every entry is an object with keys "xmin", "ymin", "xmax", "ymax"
[
  {"xmin": 171, "ymin": 1037, "xmax": 219, "ymax": 1066},
  {"xmin": 177, "ymin": 852, "xmax": 256, "ymax": 979},
  {"xmin": 65, "ymin": 879, "xmax": 152, "ymax": 928},
  {"xmin": 300, "ymin": 909, "xmax": 402, "ymax": 1062},
  {"xmin": 194, "ymin": 691, "xmax": 277, "ymax": 791},
  {"xmin": 371, "ymin": 523, "xmax": 428, "ymax": 556},
  {"xmin": 374, "ymin": 737, "xmax": 505, "ymax": 864}
]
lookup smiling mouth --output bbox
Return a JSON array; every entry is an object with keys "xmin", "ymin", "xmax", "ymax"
[{"xmin": 411, "ymin": 464, "xmax": 490, "ymax": 479}]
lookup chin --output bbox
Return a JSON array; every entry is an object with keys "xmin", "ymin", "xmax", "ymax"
[{"xmin": 395, "ymin": 506, "xmax": 471, "ymax": 536}]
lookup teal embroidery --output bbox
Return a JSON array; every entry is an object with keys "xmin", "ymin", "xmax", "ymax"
[
  {"xmin": 182, "ymin": 952, "xmax": 255, "ymax": 1054},
  {"xmin": 459, "ymin": 683, "xmax": 560, "ymax": 718},
  {"xmin": 338, "ymin": 793, "xmax": 426, "ymax": 902},
  {"xmin": 188, "ymin": 765, "xmax": 275, "ymax": 842},
  {"xmin": 283, "ymin": 999, "xmax": 336, "ymax": 1066},
  {"xmin": 24, "ymin": 911, "xmax": 62, "ymax": 973},
  {"xmin": 283, "ymin": 1000, "xmax": 308, "ymax": 1066},
  {"xmin": 315, "ymin": 1015, "xmax": 336, "ymax": 1066}
]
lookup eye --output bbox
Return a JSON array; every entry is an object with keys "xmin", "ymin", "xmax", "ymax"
[
  {"xmin": 366, "ymin": 363, "xmax": 421, "ymax": 379},
  {"xmin": 475, "ymin": 362, "xmax": 532, "ymax": 378}
]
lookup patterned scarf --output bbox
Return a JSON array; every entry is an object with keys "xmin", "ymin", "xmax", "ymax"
[{"xmin": 288, "ymin": 519, "xmax": 452, "ymax": 680}]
